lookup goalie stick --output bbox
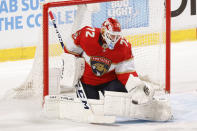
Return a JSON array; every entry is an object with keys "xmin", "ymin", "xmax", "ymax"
[
  {"xmin": 48, "ymin": 10, "xmax": 90, "ymax": 110},
  {"xmin": 48, "ymin": 10, "xmax": 115, "ymax": 123},
  {"xmin": 48, "ymin": 11, "xmax": 67, "ymax": 53}
]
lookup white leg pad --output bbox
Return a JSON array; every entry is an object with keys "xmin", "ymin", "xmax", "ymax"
[
  {"xmin": 49, "ymin": 68, "xmax": 61, "ymax": 95},
  {"xmin": 104, "ymin": 91, "xmax": 172, "ymax": 121},
  {"xmin": 130, "ymin": 98, "xmax": 172, "ymax": 121},
  {"xmin": 104, "ymin": 91, "xmax": 131, "ymax": 117},
  {"xmin": 59, "ymin": 95, "xmax": 115, "ymax": 123},
  {"xmin": 44, "ymin": 95, "xmax": 115, "ymax": 123},
  {"xmin": 43, "ymin": 95, "xmax": 60, "ymax": 119}
]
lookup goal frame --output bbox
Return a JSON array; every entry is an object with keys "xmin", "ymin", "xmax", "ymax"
[{"xmin": 42, "ymin": 0, "xmax": 171, "ymax": 99}]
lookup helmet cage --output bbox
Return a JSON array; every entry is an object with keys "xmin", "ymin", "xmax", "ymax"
[{"xmin": 103, "ymin": 28, "xmax": 121, "ymax": 50}]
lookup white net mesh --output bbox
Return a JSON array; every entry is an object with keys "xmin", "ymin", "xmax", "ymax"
[{"xmin": 8, "ymin": 0, "xmax": 168, "ymax": 99}]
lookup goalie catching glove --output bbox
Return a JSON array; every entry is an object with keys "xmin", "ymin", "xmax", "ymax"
[{"xmin": 125, "ymin": 75, "xmax": 155, "ymax": 104}]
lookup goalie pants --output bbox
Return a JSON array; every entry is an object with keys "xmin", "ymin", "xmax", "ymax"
[{"xmin": 81, "ymin": 79, "xmax": 128, "ymax": 99}]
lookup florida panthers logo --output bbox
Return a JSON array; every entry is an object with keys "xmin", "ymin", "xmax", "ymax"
[{"xmin": 90, "ymin": 56, "xmax": 112, "ymax": 76}]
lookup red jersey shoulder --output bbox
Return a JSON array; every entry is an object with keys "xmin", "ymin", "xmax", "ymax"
[
  {"xmin": 72, "ymin": 26, "xmax": 100, "ymax": 47},
  {"xmin": 114, "ymin": 37, "xmax": 133, "ymax": 61},
  {"xmin": 80, "ymin": 26, "xmax": 100, "ymax": 42}
]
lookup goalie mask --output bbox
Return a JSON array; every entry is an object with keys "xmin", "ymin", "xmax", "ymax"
[{"xmin": 101, "ymin": 18, "xmax": 121, "ymax": 50}]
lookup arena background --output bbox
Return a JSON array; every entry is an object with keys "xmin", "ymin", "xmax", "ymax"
[{"xmin": 0, "ymin": 0, "xmax": 196, "ymax": 62}]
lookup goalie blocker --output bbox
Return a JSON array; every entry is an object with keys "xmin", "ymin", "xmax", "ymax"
[{"xmin": 60, "ymin": 53, "xmax": 85, "ymax": 88}]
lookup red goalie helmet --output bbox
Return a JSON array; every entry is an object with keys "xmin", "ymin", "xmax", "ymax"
[{"xmin": 101, "ymin": 18, "xmax": 122, "ymax": 50}]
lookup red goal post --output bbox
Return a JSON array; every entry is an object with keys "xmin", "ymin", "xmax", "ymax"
[
  {"xmin": 42, "ymin": 0, "xmax": 171, "ymax": 99},
  {"xmin": 165, "ymin": 0, "xmax": 171, "ymax": 94}
]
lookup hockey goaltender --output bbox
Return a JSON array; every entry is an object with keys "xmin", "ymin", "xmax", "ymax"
[{"xmin": 44, "ymin": 5, "xmax": 173, "ymax": 124}]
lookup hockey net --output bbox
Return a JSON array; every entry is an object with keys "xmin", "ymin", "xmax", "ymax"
[{"xmin": 7, "ymin": 0, "xmax": 170, "ymax": 100}]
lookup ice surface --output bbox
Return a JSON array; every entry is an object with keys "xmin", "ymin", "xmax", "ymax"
[{"xmin": 0, "ymin": 41, "xmax": 197, "ymax": 131}]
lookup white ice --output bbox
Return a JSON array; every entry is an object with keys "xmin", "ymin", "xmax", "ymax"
[{"xmin": 0, "ymin": 41, "xmax": 197, "ymax": 131}]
